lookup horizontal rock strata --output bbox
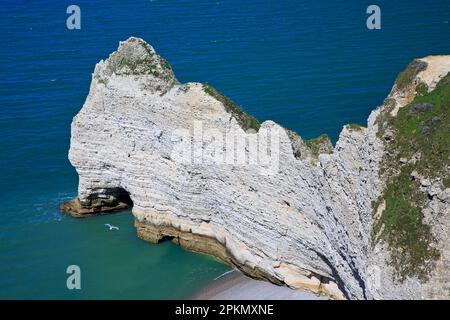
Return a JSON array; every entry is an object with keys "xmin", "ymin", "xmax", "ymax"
[{"xmin": 63, "ymin": 37, "xmax": 450, "ymax": 299}]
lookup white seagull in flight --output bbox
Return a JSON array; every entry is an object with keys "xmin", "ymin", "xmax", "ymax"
[{"xmin": 105, "ymin": 223, "xmax": 119, "ymax": 231}]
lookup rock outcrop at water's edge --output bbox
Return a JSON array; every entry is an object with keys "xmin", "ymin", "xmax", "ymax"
[{"xmin": 62, "ymin": 37, "xmax": 450, "ymax": 299}]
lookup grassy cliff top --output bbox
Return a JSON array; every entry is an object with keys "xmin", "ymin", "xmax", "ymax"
[
  {"xmin": 202, "ymin": 83, "xmax": 261, "ymax": 132},
  {"xmin": 393, "ymin": 59, "xmax": 428, "ymax": 91},
  {"xmin": 105, "ymin": 37, "xmax": 177, "ymax": 83},
  {"xmin": 304, "ymin": 134, "xmax": 333, "ymax": 158},
  {"xmin": 373, "ymin": 71, "xmax": 450, "ymax": 282}
]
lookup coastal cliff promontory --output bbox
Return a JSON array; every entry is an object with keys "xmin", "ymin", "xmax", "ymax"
[{"xmin": 62, "ymin": 37, "xmax": 449, "ymax": 299}]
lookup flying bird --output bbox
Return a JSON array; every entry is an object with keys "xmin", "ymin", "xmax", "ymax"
[{"xmin": 105, "ymin": 223, "xmax": 119, "ymax": 231}]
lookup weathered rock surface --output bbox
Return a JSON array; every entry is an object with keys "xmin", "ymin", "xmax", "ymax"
[{"xmin": 63, "ymin": 38, "xmax": 450, "ymax": 299}]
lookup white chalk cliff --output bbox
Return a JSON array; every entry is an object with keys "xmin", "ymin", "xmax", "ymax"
[{"xmin": 63, "ymin": 38, "xmax": 450, "ymax": 299}]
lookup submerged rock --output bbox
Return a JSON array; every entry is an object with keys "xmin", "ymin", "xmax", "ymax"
[{"xmin": 63, "ymin": 38, "xmax": 450, "ymax": 300}]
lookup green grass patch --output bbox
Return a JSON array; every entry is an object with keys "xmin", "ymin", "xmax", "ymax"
[
  {"xmin": 373, "ymin": 72, "xmax": 450, "ymax": 281},
  {"xmin": 416, "ymin": 82, "xmax": 429, "ymax": 96},
  {"xmin": 106, "ymin": 38, "xmax": 178, "ymax": 85},
  {"xmin": 202, "ymin": 83, "xmax": 260, "ymax": 132},
  {"xmin": 394, "ymin": 60, "xmax": 428, "ymax": 91},
  {"xmin": 373, "ymin": 165, "xmax": 439, "ymax": 281},
  {"xmin": 346, "ymin": 123, "xmax": 366, "ymax": 131},
  {"xmin": 389, "ymin": 73, "xmax": 450, "ymax": 180},
  {"xmin": 304, "ymin": 134, "xmax": 333, "ymax": 158}
]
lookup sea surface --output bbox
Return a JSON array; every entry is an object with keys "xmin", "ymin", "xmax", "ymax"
[{"xmin": 0, "ymin": 0, "xmax": 449, "ymax": 299}]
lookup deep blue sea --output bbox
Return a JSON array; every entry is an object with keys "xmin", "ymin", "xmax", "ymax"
[{"xmin": 0, "ymin": 0, "xmax": 449, "ymax": 299}]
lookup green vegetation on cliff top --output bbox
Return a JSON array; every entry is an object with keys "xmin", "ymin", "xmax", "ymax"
[
  {"xmin": 373, "ymin": 72, "xmax": 450, "ymax": 282},
  {"xmin": 394, "ymin": 59, "xmax": 428, "ymax": 91},
  {"xmin": 304, "ymin": 134, "xmax": 333, "ymax": 158},
  {"xmin": 106, "ymin": 38, "xmax": 177, "ymax": 84},
  {"xmin": 346, "ymin": 123, "xmax": 365, "ymax": 131},
  {"xmin": 202, "ymin": 83, "xmax": 261, "ymax": 132}
]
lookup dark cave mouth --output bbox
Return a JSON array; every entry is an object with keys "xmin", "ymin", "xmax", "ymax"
[
  {"xmin": 80, "ymin": 187, "xmax": 134, "ymax": 211},
  {"xmin": 107, "ymin": 187, "xmax": 133, "ymax": 208}
]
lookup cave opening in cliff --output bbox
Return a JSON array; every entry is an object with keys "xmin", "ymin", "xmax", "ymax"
[
  {"xmin": 105, "ymin": 187, "xmax": 134, "ymax": 209},
  {"xmin": 159, "ymin": 235, "xmax": 175, "ymax": 243}
]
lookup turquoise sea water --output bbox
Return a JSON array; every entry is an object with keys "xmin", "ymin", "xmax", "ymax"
[{"xmin": 0, "ymin": 0, "xmax": 449, "ymax": 299}]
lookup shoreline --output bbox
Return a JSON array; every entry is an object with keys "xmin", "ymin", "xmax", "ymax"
[
  {"xmin": 134, "ymin": 216, "xmax": 344, "ymax": 299},
  {"xmin": 190, "ymin": 270, "xmax": 327, "ymax": 300}
]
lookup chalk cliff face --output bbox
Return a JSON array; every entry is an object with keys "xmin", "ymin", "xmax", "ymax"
[{"xmin": 64, "ymin": 38, "xmax": 450, "ymax": 299}]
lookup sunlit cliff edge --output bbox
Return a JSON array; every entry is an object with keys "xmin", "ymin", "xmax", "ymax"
[{"xmin": 62, "ymin": 37, "xmax": 450, "ymax": 299}]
